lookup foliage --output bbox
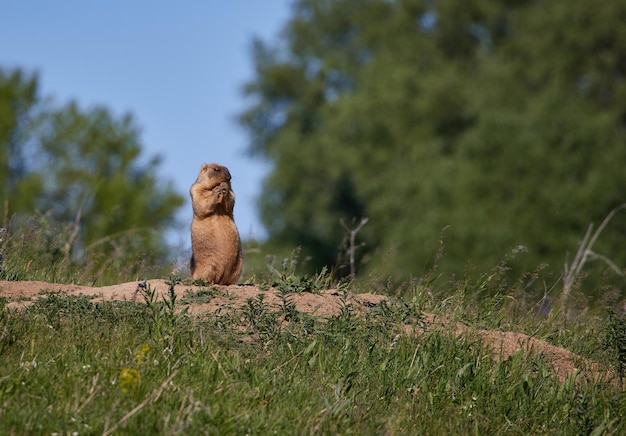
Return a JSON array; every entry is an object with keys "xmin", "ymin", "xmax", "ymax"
[
  {"xmin": 239, "ymin": 0, "xmax": 626, "ymax": 299},
  {"xmin": 0, "ymin": 67, "xmax": 184, "ymax": 284},
  {"xmin": 0, "ymin": 69, "xmax": 44, "ymax": 214},
  {"xmin": 603, "ymin": 308, "xmax": 626, "ymax": 389},
  {"xmin": 140, "ymin": 276, "xmax": 191, "ymax": 356},
  {"xmin": 256, "ymin": 248, "xmax": 339, "ymax": 293}
]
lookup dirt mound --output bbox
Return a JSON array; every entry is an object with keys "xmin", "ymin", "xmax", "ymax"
[{"xmin": 0, "ymin": 279, "xmax": 611, "ymax": 383}]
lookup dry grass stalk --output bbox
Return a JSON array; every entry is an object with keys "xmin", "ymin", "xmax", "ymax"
[{"xmin": 561, "ymin": 204, "xmax": 626, "ymax": 312}]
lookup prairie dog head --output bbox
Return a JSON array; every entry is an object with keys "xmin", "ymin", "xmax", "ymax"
[{"xmin": 195, "ymin": 163, "xmax": 232, "ymax": 189}]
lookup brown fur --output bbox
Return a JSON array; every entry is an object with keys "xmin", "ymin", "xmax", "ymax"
[{"xmin": 189, "ymin": 163, "xmax": 243, "ymax": 284}]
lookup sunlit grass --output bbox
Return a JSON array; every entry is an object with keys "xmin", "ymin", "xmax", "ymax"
[
  {"xmin": 0, "ymin": 281, "xmax": 624, "ymax": 434},
  {"xmin": 0, "ymin": 214, "xmax": 175, "ymax": 285},
  {"xmin": 1, "ymin": 217, "xmax": 625, "ymax": 433}
]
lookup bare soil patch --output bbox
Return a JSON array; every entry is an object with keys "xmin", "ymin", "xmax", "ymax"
[{"xmin": 0, "ymin": 279, "xmax": 611, "ymax": 383}]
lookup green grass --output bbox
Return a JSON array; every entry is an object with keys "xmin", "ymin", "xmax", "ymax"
[
  {"xmin": 0, "ymin": 215, "xmax": 175, "ymax": 286},
  {"xmin": 0, "ymin": 283, "xmax": 623, "ymax": 435},
  {"xmin": 1, "ymin": 220, "xmax": 625, "ymax": 433}
]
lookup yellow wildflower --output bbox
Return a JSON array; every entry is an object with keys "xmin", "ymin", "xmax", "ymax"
[
  {"xmin": 134, "ymin": 344, "xmax": 150, "ymax": 366},
  {"xmin": 118, "ymin": 367, "xmax": 140, "ymax": 392}
]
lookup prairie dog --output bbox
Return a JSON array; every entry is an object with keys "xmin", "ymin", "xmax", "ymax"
[{"xmin": 189, "ymin": 163, "xmax": 243, "ymax": 284}]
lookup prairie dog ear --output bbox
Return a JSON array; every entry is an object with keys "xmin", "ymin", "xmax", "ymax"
[{"xmin": 201, "ymin": 163, "xmax": 208, "ymax": 171}]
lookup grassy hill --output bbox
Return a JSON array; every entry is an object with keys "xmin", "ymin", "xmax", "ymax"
[{"xmin": 0, "ymin": 272, "xmax": 623, "ymax": 434}]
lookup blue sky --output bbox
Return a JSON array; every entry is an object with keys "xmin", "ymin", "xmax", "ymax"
[{"xmin": 1, "ymin": 1, "xmax": 293, "ymax": 248}]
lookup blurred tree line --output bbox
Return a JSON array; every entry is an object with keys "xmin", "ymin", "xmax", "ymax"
[
  {"xmin": 240, "ymin": 0, "xmax": 626, "ymax": 294},
  {"xmin": 0, "ymin": 68, "xmax": 184, "ymax": 283}
]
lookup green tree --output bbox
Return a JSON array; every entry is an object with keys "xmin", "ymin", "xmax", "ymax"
[
  {"xmin": 0, "ymin": 69, "xmax": 44, "ymax": 216},
  {"xmin": 0, "ymin": 67, "xmax": 184, "ymax": 282},
  {"xmin": 240, "ymin": 0, "xmax": 626, "ymax": 296}
]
